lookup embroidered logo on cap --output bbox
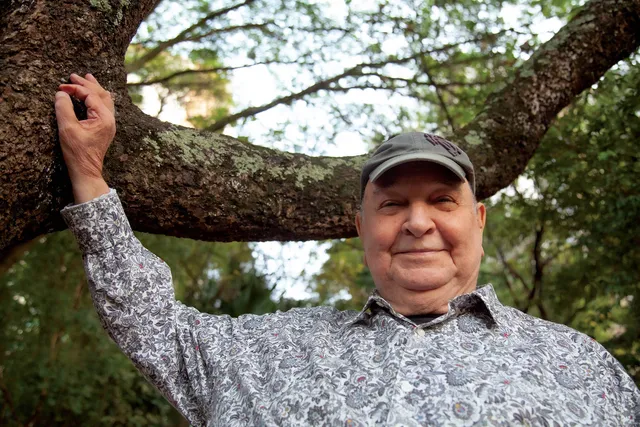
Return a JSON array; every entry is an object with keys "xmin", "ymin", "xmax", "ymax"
[{"xmin": 424, "ymin": 133, "xmax": 462, "ymax": 157}]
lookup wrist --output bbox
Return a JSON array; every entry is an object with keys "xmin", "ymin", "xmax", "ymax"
[{"xmin": 71, "ymin": 177, "xmax": 110, "ymax": 204}]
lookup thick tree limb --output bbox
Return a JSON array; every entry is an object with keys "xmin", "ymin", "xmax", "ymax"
[{"xmin": 0, "ymin": 0, "xmax": 639, "ymax": 252}]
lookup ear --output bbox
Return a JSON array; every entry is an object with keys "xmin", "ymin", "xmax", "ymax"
[
  {"xmin": 477, "ymin": 202, "xmax": 486, "ymax": 257},
  {"xmin": 355, "ymin": 211, "xmax": 368, "ymax": 267},
  {"xmin": 476, "ymin": 202, "xmax": 486, "ymax": 229}
]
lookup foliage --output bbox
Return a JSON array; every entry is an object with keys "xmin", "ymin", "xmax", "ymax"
[
  {"xmin": 312, "ymin": 238, "xmax": 373, "ymax": 310},
  {"xmin": 126, "ymin": 44, "xmax": 231, "ymax": 125},
  {"xmin": 0, "ymin": 231, "xmax": 302, "ymax": 425},
  {"xmin": 126, "ymin": 0, "xmax": 585, "ymax": 148}
]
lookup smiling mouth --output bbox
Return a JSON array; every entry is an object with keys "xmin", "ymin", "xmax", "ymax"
[{"xmin": 396, "ymin": 249, "xmax": 443, "ymax": 255}]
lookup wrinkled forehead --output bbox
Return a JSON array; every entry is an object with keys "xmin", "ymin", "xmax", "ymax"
[{"xmin": 369, "ymin": 161, "xmax": 465, "ymax": 194}]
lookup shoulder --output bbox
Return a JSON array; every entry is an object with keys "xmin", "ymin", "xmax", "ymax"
[
  {"xmin": 503, "ymin": 306, "xmax": 607, "ymax": 355},
  {"xmin": 503, "ymin": 306, "xmax": 639, "ymax": 395}
]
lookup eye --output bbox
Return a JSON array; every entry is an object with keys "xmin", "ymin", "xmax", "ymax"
[
  {"xmin": 436, "ymin": 196, "xmax": 455, "ymax": 203},
  {"xmin": 379, "ymin": 200, "xmax": 401, "ymax": 209}
]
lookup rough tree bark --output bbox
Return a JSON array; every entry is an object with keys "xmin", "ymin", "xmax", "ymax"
[{"xmin": 0, "ymin": 0, "xmax": 639, "ymax": 253}]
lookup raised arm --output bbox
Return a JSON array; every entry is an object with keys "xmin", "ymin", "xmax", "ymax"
[{"xmin": 55, "ymin": 75, "xmax": 227, "ymax": 425}]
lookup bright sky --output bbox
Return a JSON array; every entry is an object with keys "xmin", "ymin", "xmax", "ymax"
[{"xmin": 138, "ymin": 1, "xmax": 564, "ymax": 301}]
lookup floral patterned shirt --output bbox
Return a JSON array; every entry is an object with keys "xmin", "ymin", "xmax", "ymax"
[{"xmin": 61, "ymin": 190, "xmax": 640, "ymax": 427}]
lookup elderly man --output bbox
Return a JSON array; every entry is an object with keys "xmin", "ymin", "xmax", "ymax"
[{"xmin": 55, "ymin": 74, "xmax": 639, "ymax": 426}]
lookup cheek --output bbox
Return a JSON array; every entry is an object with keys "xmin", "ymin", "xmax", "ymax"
[
  {"xmin": 361, "ymin": 219, "xmax": 397, "ymax": 259},
  {"xmin": 441, "ymin": 218, "xmax": 482, "ymax": 258},
  {"xmin": 368, "ymin": 219, "xmax": 399, "ymax": 250}
]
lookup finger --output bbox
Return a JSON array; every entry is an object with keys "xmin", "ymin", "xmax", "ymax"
[
  {"xmin": 60, "ymin": 82, "xmax": 114, "ymax": 115},
  {"xmin": 83, "ymin": 74, "xmax": 115, "ymax": 112},
  {"xmin": 83, "ymin": 92, "xmax": 114, "ymax": 122},
  {"xmin": 55, "ymin": 91, "xmax": 78, "ymax": 127},
  {"xmin": 70, "ymin": 73, "xmax": 93, "ymax": 86},
  {"xmin": 85, "ymin": 73, "xmax": 99, "ymax": 84},
  {"xmin": 70, "ymin": 73, "xmax": 107, "ymax": 95},
  {"xmin": 58, "ymin": 84, "xmax": 92, "ymax": 102}
]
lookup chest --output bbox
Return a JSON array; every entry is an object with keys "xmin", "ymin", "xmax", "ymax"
[{"xmin": 206, "ymin": 316, "xmax": 607, "ymax": 426}]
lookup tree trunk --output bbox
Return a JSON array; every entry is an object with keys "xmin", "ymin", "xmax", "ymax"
[{"xmin": 1, "ymin": 0, "xmax": 639, "ymax": 252}]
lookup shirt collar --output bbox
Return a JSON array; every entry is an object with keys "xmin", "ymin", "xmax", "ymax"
[{"xmin": 345, "ymin": 283, "xmax": 505, "ymax": 327}]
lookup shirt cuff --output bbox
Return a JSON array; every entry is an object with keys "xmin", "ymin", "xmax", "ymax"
[{"xmin": 61, "ymin": 188, "xmax": 135, "ymax": 254}]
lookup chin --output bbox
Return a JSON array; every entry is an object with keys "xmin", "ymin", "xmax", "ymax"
[{"xmin": 391, "ymin": 271, "xmax": 454, "ymax": 292}]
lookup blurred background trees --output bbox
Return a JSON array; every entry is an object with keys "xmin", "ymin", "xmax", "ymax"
[{"xmin": 1, "ymin": 0, "xmax": 638, "ymax": 424}]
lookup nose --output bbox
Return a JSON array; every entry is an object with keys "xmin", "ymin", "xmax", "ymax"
[{"xmin": 401, "ymin": 203, "xmax": 435, "ymax": 237}]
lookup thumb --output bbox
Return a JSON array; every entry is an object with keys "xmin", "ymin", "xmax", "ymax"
[{"xmin": 55, "ymin": 91, "xmax": 78, "ymax": 127}]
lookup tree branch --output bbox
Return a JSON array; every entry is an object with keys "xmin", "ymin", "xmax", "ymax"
[
  {"xmin": 486, "ymin": 230, "xmax": 532, "ymax": 292},
  {"xmin": 182, "ymin": 22, "xmax": 273, "ymax": 43},
  {"xmin": 205, "ymin": 64, "xmax": 367, "ymax": 131},
  {"xmin": 127, "ymin": 60, "xmax": 304, "ymax": 87},
  {"xmin": 0, "ymin": 368, "xmax": 16, "ymax": 421},
  {"xmin": 126, "ymin": 0, "xmax": 257, "ymax": 73},
  {"xmin": 455, "ymin": 0, "xmax": 640, "ymax": 200},
  {"xmin": 1, "ymin": 0, "xmax": 640, "ymax": 249},
  {"xmin": 419, "ymin": 58, "xmax": 457, "ymax": 132},
  {"xmin": 523, "ymin": 224, "xmax": 546, "ymax": 316},
  {"xmin": 204, "ymin": 42, "xmax": 475, "ymax": 131}
]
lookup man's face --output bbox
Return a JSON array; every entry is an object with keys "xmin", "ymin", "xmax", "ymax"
[{"xmin": 355, "ymin": 162, "xmax": 486, "ymax": 314}]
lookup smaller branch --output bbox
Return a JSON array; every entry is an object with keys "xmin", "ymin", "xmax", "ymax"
[
  {"xmin": 532, "ymin": 224, "xmax": 545, "ymax": 293},
  {"xmin": 360, "ymin": 71, "xmax": 492, "ymax": 89},
  {"xmin": 563, "ymin": 304, "xmax": 587, "ymax": 326},
  {"xmin": 206, "ymin": 64, "xmax": 366, "ymax": 131},
  {"xmin": 205, "ymin": 45, "xmax": 456, "ymax": 131},
  {"xmin": 126, "ymin": 0, "xmax": 257, "ymax": 73},
  {"xmin": 493, "ymin": 240, "xmax": 531, "ymax": 292},
  {"xmin": 541, "ymin": 253, "xmax": 558, "ymax": 268},
  {"xmin": 179, "ymin": 259, "xmax": 201, "ymax": 284},
  {"xmin": 420, "ymin": 59, "xmax": 456, "ymax": 132},
  {"xmin": 536, "ymin": 301, "xmax": 549, "ymax": 320},
  {"xmin": 523, "ymin": 224, "xmax": 546, "ymax": 314},
  {"xmin": 495, "ymin": 259, "xmax": 523, "ymax": 309},
  {"xmin": 0, "ymin": 369, "xmax": 16, "ymax": 421},
  {"xmin": 182, "ymin": 22, "xmax": 274, "ymax": 43},
  {"xmin": 325, "ymin": 84, "xmax": 400, "ymax": 93},
  {"xmin": 484, "ymin": 229, "xmax": 529, "ymax": 311},
  {"xmin": 502, "ymin": 272, "xmax": 526, "ymax": 311},
  {"xmin": 154, "ymin": 91, "xmax": 170, "ymax": 119},
  {"xmin": 423, "ymin": 28, "xmax": 514, "ymax": 56},
  {"xmin": 128, "ymin": 60, "xmax": 304, "ymax": 87}
]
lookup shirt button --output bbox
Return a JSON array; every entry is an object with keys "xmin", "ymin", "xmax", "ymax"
[{"xmin": 414, "ymin": 328, "xmax": 425, "ymax": 337}]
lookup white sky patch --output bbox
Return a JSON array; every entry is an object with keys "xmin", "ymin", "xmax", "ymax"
[
  {"xmin": 253, "ymin": 241, "xmax": 332, "ymax": 300},
  {"xmin": 500, "ymin": 4, "xmax": 564, "ymax": 44}
]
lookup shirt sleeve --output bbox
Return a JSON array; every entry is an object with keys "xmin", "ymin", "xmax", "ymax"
[
  {"xmin": 596, "ymin": 341, "xmax": 640, "ymax": 424},
  {"xmin": 61, "ymin": 189, "xmax": 228, "ymax": 426}
]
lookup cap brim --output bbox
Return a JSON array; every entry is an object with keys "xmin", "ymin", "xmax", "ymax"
[{"xmin": 369, "ymin": 153, "xmax": 466, "ymax": 183}]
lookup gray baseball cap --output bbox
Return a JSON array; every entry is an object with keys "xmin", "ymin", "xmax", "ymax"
[{"xmin": 360, "ymin": 132, "xmax": 475, "ymax": 200}]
